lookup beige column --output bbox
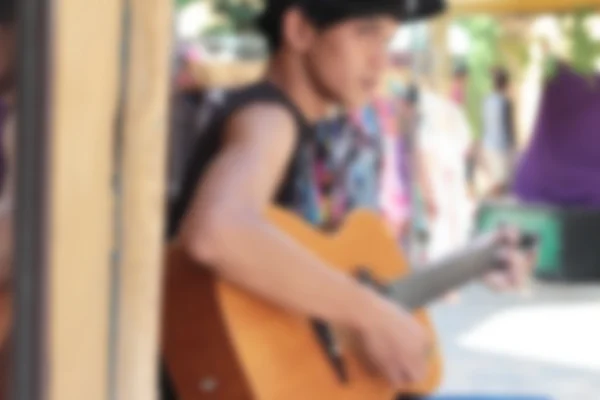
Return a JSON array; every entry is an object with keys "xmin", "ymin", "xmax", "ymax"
[
  {"xmin": 428, "ymin": 14, "xmax": 452, "ymax": 93},
  {"xmin": 48, "ymin": 0, "xmax": 122, "ymax": 399},
  {"xmin": 114, "ymin": 0, "xmax": 172, "ymax": 398}
]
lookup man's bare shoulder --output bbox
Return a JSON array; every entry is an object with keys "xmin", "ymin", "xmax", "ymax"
[{"xmin": 222, "ymin": 101, "xmax": 299, "ymax": 150}]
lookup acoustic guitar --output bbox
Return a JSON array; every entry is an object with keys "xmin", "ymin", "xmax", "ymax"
[{"xmin": 162, "ymin": 207, "xmax": 534, "ymax": 400}]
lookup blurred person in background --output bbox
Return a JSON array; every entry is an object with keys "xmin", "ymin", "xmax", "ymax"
[
  {"xmin": 477, "ymin": 67, "xmax": 517, "ymax": 198},
  {"xmin": 167, "ymin": 43, "xmax": 214, "ymax": 208},
  {"xmin": 391, "ymin": 82, "xmax": 471, "ymax": 304},
  {"xmin": 173, "ymin": 42, "xmax": 204, "ymax": 92},
  {"xmin": 377, "ymin": 93, "xmax": 410, "ymax": 243},
  {"xmin": 0, "ymin": 0, "xmax": 16, "ymax": 395},
  {"xmin": 450, "ymin": 63, "xmax": 479, "ymax": 192},
  {"xmin": 450, "ymin": 63, "xmax": 468, "ymax": 107},
  {"xmin": 418, "ymin": 86, "xmax": 475, "ymax": 264},
  {"xmin": 394, "ymin": 83, "xmax": 437, "ymax": 262}
]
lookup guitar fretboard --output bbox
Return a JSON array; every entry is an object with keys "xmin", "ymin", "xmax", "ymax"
[{"xmin": 387, "ymin": 237, "xmax": 500, "ymax": 310}]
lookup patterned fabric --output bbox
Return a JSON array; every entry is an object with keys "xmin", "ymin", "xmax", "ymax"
[
  {"xmin": 345, "ymin": 107, "xmax": 383, "ymax": 211},
  {"xmin": 295, "ymin": 111, "xmax": 383, "ymax": 231},
  {"xmin": 293, "ymin": 96, "xmax": 421, "ymax": 234}
]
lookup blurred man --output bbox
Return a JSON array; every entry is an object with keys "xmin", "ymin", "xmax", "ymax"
[
  {"xmin": 449, "ymin": 63, "xmax": 478, "ymax": 189},
  {"xmin": 395, "ymin": 84, "xmax": 437, "ymax": 260},
  {"xmin": 167, "ymin": 43, "xmax": 207, "ymax": 207},
  {"xmin": 479, "ymin": 67, "xmax": 516, "ymax": 197},
  {"xmin": 163, "ymin": 1, "xmax": 533, "ymax": 398},
  {"xmin": 450, "ymin": 63, "xmax": 468, "ymax": 107}
]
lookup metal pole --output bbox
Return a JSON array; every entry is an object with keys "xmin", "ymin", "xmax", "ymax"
[{"xmin": 14, "ymin": 0, "xmax": 50, "ymax": 397}]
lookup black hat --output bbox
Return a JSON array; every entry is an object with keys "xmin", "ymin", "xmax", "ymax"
[{"xmin": 258, "ymin": 0, "xmax": 447, "ymax": 32}]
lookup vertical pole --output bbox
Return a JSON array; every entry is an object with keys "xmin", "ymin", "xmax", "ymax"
[
  {"xmin": 114, "ymin": 0, "xmax": 172, "ymax": 398},
  {"xmin": 46, "ymin": 0, "xmax": 122, "ymax": 399},
  {"xmin": 14, "ymin": 0, "xmax": 51, "ymax": 397}
]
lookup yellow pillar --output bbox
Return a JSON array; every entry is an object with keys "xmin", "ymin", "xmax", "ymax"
[
  {"xmin": 49, "ymin": 0, "xmax": 121, "ymax": 398},
  {"xmin": 115, "ymin": 0, "xmax": 172, "ymax": 398},
  {"xmin": 428, "ymin": 14, "xmax": 452, "ymax": 94}
]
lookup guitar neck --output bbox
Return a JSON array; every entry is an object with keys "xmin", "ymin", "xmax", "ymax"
[{"xmin": 387, "ymin": 237, "xmax": 500, "ymax": 310}]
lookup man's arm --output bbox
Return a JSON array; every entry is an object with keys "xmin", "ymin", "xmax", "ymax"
[{"xmin": 178, "ymin": 103, "xmax": 375, "ymax": 327}]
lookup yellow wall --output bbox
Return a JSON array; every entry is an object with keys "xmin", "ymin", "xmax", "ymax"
[{"xmin": 451, "ymin": 0, "xmax": 599, "ymax": 14}]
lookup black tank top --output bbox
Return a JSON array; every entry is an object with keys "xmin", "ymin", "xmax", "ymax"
[{"xmin": 167, "ymin": 80, "xmax": 314, "ymax": 240}]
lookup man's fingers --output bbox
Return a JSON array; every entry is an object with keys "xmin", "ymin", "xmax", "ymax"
[{"xmin": 484, "ymin": 271, "xmax": 511, "ymax": 291}]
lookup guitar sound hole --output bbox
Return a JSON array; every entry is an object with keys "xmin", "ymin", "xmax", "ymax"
[
  {"xmin": 311, "ymin": 319, "xmax": 348, "ymax": 384},
  {"xmin": 310, "ymin": 268, "xmax": 390, "ymax": 385},
  {"xmin": 356, "ymin": 267, "xmax": 389, "ymax": 296}
]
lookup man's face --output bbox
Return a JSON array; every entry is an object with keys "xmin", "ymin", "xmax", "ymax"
[
  {"xmin": 304, "ymin": 16, "xmax": 397, "ymax": 109},
  {"xmin": 0, "ymin": 24, "xmax": 15, "ymax": 96}
]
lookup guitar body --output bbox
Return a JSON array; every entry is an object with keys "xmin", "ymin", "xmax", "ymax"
[
  {"xmin": 162, "ymin": 207, "xmax": 442, "ymax": 400},
  {"xmin": 0, "ymin": 291, "xmax": 11, "ymax": 350},
  {"xmin": 0, "ymin": 289, "xmax": 13, "ymax": 399}
]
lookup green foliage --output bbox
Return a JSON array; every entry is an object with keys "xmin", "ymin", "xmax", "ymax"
[
  {"xmin": 176, "ymin": 0, "xmax": 199, "ymax": 8},
  {"xmin": 498, "ymin": 32, "xmax": 530, "ymax": 71},
  {"xmin": 457, "ymin": 10, "xmax": 600, "ymax": 137},
  {"xmin": 542, "ymin": 55, "xmax": 559, "ymax": 81},
  {"xmin": 202, "ymin": 21, "xmax": 236, "ymax": 36},
  {"xmin": 456, "ymin": 17, "xmax": 501, "ymax": 138},
  {"xmin": 178, "ymin": 0, "xmax": 262, "ymax": 34},
  {"xmin": 565, "ymin": 10, "xmax": 600, "ymax": 83},
  {"xmin": 213, "ymin": 0, "xmax": 262, "ymax": 32},
  {"xmin": 538, "ymin": 10, "xmax": 600, "ymax": 84}
]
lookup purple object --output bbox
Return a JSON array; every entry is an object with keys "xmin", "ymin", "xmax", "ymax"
[
  {"xmin": 513, "ymin": 64, "xmax": 600, "ymax": 207},
  {"xmin": 397, "ymin": 136, "xmax": 412, "ymax": 197}
]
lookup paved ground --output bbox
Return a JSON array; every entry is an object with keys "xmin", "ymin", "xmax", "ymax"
[{"xmin": 429, "ymin": 281, "xmax": 600, "ymax": 400}]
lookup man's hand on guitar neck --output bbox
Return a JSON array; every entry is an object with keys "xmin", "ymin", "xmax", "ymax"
[
  {"xmin": 353, "ymin": 290, "xmax": 431, "ymax": 385},
  {"xmin": 482, "ymin": 227, "xmax": 536, "ymax": 293},
  {"xmin": 178, "ymin": 104, "xmax": 431, "ymax": 387}
]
